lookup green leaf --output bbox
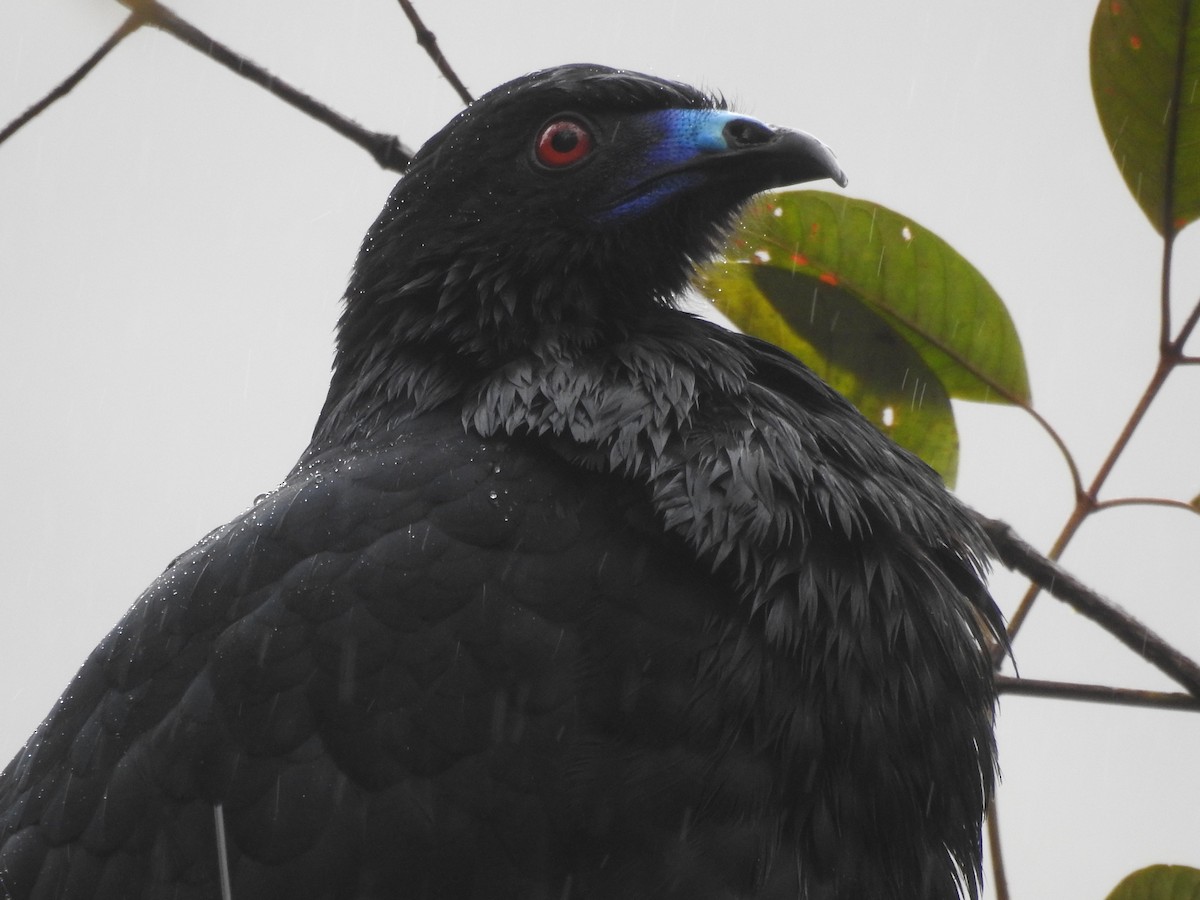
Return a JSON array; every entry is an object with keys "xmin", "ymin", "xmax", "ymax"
[
  {"xmin": 696, "ymin": 191, "xmax": 1029, "ymax": 485},
  {"xmin": 1090, "ymin": 0, "xmax": 1200, "ymax": 235},
  {"xmin": 1106, "ymin": 864, "xmax": 1200, "ymax": 900}
]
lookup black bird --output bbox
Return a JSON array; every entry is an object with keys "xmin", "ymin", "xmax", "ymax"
[{"xmin": 0, "ymin": 65, "xmax": 1001, "ymax": 900}]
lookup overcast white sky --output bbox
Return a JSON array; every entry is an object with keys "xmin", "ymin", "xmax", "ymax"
[{"xmin": 2, "ymin": 1, "xmax": 1199, "ymax": 897}]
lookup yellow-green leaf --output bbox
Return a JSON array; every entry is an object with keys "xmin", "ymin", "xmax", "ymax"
[
  {"xmin": 696, "ymin": 190, "xmax": 1029, "ymax": 484},
  {"xmin": 1091, "ymin": 0, "xmax": 1200, "ymax": 234},
  {"xmin": 1106, "ymin": 864, "xmax": 1200, "ymax": 900}
]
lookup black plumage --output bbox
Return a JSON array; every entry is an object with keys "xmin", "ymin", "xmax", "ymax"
[{"xmin": 0, "ymin": 65, "xmax": 1002, "ymax": 899}]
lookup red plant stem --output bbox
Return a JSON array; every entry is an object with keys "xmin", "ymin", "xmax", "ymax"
[{"xmin": 1006, "ymin": 352, "xmax": 1174, "ymax": 641}]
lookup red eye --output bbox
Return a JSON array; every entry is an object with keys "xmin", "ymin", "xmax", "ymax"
[{"xmin": 534, "ymin": 119, "xmax": 593, "ymax": 168}]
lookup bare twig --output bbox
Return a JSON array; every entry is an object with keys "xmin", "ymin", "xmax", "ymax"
[
  {"xmin": 0, "ymin": 14, "xmax": 143, "ymax": 148},
  {"xmin": 1171, "ymin": 295, "xmax": 1200, "ymax": 357},
  {"xmin": 1092, "ymin": 496, "xmax": 1200, "ymax": 516},
  {"xmin": 986, "ymin": 800, "xmax": 1010, "ymax": 900},
  {"xmin": 115, "ymin": 0, "xmax": 413, "ymax": 172},
  {"xmin": 996, "ymin": 676, "xmax": 1200, "ymax": 711},
  {"xmin": 395, "ymin": 0, "xmax": 473, "ymax": 105},
  {"xmin": 1006, "ymin": 355, "xmax": 1173, "ymax": 641},
  {"xmin": 982, "ymin": 516, "xmax": 1200, "ymax": 699}
]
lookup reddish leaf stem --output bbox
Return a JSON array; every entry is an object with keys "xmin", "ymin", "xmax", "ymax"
[{"xmin": 1092, "ymin": 496, "xmax": 1200, "ymax": 516}]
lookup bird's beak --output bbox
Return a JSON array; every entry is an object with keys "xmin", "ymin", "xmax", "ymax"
[
  {"xmin": 688, "ymin": 113, "xmax": 848, "ymax": 191},
  {"xmin": 740, "ymin": 124, "xmax": 848, "ymax": 189}
]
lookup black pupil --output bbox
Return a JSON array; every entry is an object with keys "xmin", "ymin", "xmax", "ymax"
[{"xmin": 551, "ymin": 126, "xmax": 579, "ymax": 153}]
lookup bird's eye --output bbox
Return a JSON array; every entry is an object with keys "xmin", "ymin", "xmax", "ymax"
[{"xmin": 534, "ymin": 119, "xmax": 593, "ymax": 168}]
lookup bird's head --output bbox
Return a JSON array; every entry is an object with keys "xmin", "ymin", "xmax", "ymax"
[{"xmin": 343, "ymin": 64, "xmax": 845, "ymax": 364}]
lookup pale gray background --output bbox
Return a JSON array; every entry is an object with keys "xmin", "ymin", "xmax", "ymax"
[{"xmin": 2, "ymin": 1, "xmax": 1199, "ymax": 897}]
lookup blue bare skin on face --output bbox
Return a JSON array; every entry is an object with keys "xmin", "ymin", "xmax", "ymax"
[{"xmin": 599, "ymin": 110, "xmax": 757, "ymax": 219}]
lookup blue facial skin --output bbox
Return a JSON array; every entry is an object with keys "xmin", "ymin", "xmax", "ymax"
[{"xmin": 600, "ymin": 109, "xmax": 756, "ymax": 221}]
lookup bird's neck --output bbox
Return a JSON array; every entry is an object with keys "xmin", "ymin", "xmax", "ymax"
[{"xmin": 305, "ymin": 253, "xmax": 647, "ymax": 458}]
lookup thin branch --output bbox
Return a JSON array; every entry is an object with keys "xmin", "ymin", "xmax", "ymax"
[
  {"xmin": 981, "ymin": 516, "xmax": 1200, "ymax": 698},
  {"xmin": 0, "ymin": 14, "xmax": 143, "ymax": 148},
  {"xmin": 1006, "ymin": 354, "xmax": 1174, "ymax": 641},
  {"xmin": 1016, "ymin": 399, "xmax": 1085, "ymax": 501},
  {"xmin": 1170, "ymin": 293, "xmax": 1200, "ymax": 355},
  {"xmin": 996, "ymin": 676, "xmax": 1200, "ymax": 711},
  {"xmin": 1092, "ymin": 495, "xmax": 1200, "ymax": 516},
  {"xmin": 986, "ymin": 800, "xmax": 1010, "ymax": 900},
  {"xmin": 395, "ymin": 0, "xmax": 473, "ymax": 105},
  {"xmin": 115, "ymin": 0, "xmax": 413, "ymax": 172}
]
